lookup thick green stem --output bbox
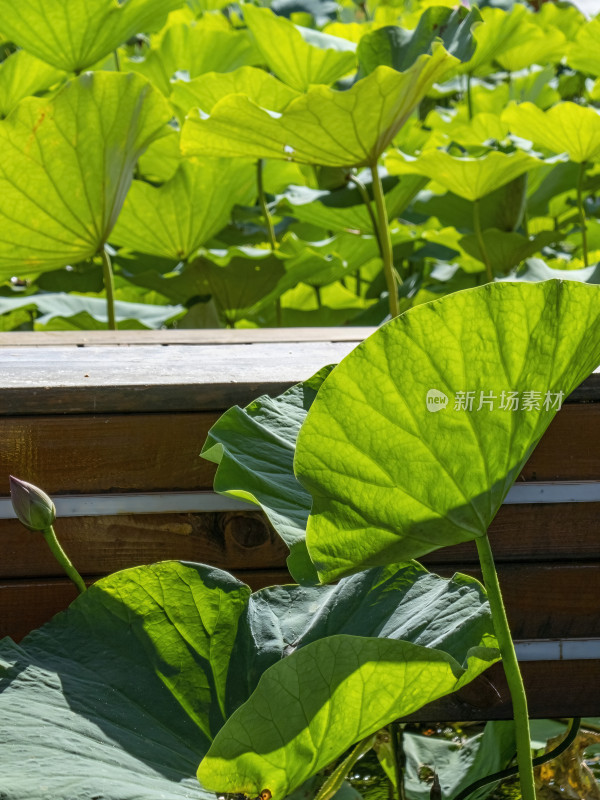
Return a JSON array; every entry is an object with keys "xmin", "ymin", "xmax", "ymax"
[
  {"xmin": 476, "ymin": 535, "xmax": 535, "ymax": 800},
  {"xmin": 42, "ymin": 525, "xmax": 86, "ymax": 595},
  {"xmin": 473, "ymin": 199, "xmax": 493, "ymax": 283},
  {"xmin": 101, "ymin": 247, "xmax": 117, "ymax": 330},
  {"xmin": 348, "ymin": 174, "xmax": 381, "ymax": 248},
  {"xmin": 577, "ymin": 161, "xmax": 589, "ymax": 266},
  {"xmin": 370, "ymin": 163, "xmax": 400, "ymax": 318},
  {"xmin": 466, "ymin": 73, "xmax": 473, "ymax": 120},
  {"xmin": 315, "ymin": 735, "xmax": 375, "ymax": 800},
  {"xmin": 113, "ymin": 49, "xmax": 121, "ymax": 71},
  {"xmin": 257, "ymin": 159, "xmax": 277, "ymax": 251}
]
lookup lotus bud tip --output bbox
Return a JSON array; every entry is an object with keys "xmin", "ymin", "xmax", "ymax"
[{"xmin": 9, "ymin": 475, "xmax": 56, "ymax": 531}]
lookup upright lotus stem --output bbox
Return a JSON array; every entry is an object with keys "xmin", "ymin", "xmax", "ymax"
[
  {"xmin": 314, "ymin": 735, "xmax": 375, "ymax": 800},
  {"xmin": 473, "ymin": 199, "xmax": 493, "ymax": 283},
  {"xmin": 370, "ymin": 162, "xmax": 400, "ymax": 318},
  {"xmin": 577, "ymin": 161, "xmax": 589, "ymax": 267},
  {"xmin": 256, "ymin": 159, "xmax": 281, "ymax": 325},
  {"xmin": 475, "ymin": 534, "xmax": 535, "ymax": 800},
  {"xmin": 257, "ymin": 159, "xmax": 277, "ymax": 251},
  {"xmin": 466, "ymin": 73, "xmax": 473, "ymax": 120},
  {"xmin": 101, "ymin": 247, "xmax": 117, "ymax": 331}
]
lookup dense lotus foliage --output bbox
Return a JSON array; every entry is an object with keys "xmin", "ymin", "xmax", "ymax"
[{"xmin": 1, "ymin": 0, "xmax": 599, "ymax": 329}]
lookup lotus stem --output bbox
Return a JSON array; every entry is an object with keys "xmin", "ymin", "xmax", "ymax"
[
  {"xmin": 466, "ymin": 74, "xmax": 473, "ymax": 120},
  {"xmin": 101, "ymin": 247, "xmax": 117, "ymax": 330},
  {"xmin": 314, "ymin": 734, "xmax": 375, "ymax": 800},
  {"xmin": 257, "ymin": 158, "xmax": 277, "ymax": 251},
  {"xmin": 473, "ymin": 199, "xmax": 494, "ymax": 283},
  {"xmin": 577, "ymin": 161, "xmax": 588, "ymax": 266},
  {"xmin": 348, "ymin": 173, "xmax": 381, "ymax": 247},
  {"xmin": 42, "ymin": 525, "xmax": 87, "ymax": 595},
  {"xmin": 390, "ymin": 722, "xmax": 406, "ymax": 800},
  {"xmin": 475, "ymin": 534, "xmax": 535, "ymax": 800},
  {"xmin": 370, "ymin": 162, "xmax": 400, "ymax": 318}
]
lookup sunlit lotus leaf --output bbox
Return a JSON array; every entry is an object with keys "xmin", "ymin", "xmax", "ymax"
[
  {"xmin": 110, "ymin": 158, "xmax": 256, "ymax": 260},
  {"xmin": 243, "ymin": 5, "xmax": 356, "ymax": 91},
  {"xmin": 566, "ymin": 18, "xmax": 600, "ymax": 76},
  {"xmin": 358, "ymin": 5, "xmax": 480, "ymax": 74},
  {"xmin": 0, "ymin": 50, "xmax": 64, "ymax": 118},
  {"xmin": 0, "ymin": 0, "xmax": 184, "ymax": 73},
  {"xmin": 461, "ymin": 5, "xmax": 563, "ymax": 76},
  {"xmin": 171, "ymin": 67, "xmax": 299, "ymax": 121},
  {"xmin": 503, "ymin": 101, "xmax": 600, "ymax": 163},
  {"xmin": 295, "ymin": 280, "xmax": 600, "ymax": 581},
  {"xmin": 182, "ymin": 47, "xmax": 458, "ymax": 168},
  {"xmin": 387, "ymin": 149, "xmax": 542, "ymax": 202},
  {"xmin": 0, "ymin": 72, "xmax": 171, "ymax": 277},
  {"xmin": 129, "ymin": 21, "xmax": 262, "ymax": 95}
]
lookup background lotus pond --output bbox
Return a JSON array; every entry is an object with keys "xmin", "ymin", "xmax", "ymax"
[{"xmin": 1, "ymin": 0, "xmax": 600, "ymax": 329}]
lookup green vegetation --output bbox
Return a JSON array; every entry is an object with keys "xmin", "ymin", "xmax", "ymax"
[{"xmin": 1, "ymin": 0, "xmax": 600, "ymax": 329}]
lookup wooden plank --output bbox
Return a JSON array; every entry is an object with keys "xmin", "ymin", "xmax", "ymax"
[
  {"xmin": 0, "ymin": 340, "xmax": 359, "ymax": 414},
  {"xmin": 0, "ymin": 511, "xmax": 289, "ymax": 578},
  {"xmin": 426, "ymin": 502, "xmax": 600, "ymax": 564},
  {"xmin": 431, "ymin": 563, "xmax": 600, "ymax": 641},
  {"xmin": 0, "ymin": 413, "xmax": 220, "ymax": 494},
  {"xmin": 0, "ymin": 340, "xmax": 598, "ymax": 414},
  {"xmin": 2, "ymin": 502, "xmax": 600, "ymax": 578},
  {"xmin": 403, "ymin": 660, "xmax": 600, "ymax": 721},
  {"xmin": 0, "ymin": 403, "xmax": 598, "ymax": 497},
  {"xmin": 521, "ymin": 404, "xmax": 600, "ymax": 481},
  {"xmin": 0, "ymin": 328, "xmax": 375, "ymax": 346}
]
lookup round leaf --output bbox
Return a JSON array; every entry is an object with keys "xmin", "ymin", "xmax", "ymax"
[
  {"xmin": 0, "ymin": 71, "xmax": 172, "ymax": 276},
  {"xmin": 295, "ymin": 280, "xmax": 600, "ymax": 581}
]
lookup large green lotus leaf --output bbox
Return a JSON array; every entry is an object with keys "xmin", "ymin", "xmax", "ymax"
[
  {"xmin": 0, "ymin": 558, "xmax": 498, "ymax": 799},
  {"xmin": 358, "ymin": 5, "xmax": 480, "ymax": 74},
  {"xmin": 0, "ymin": 71, "xmax": 171, "ymax": 277},
  {"xmin": 294, "ymin": 280, "xmax": 600, "ymax": 582},
  {"xmin": 171, "ymin": 67, "xmax": 300, "ymax": 121},
  {"xmin": 412, "ymin": 175, "xmax": 528, "ymax": 234},
  {"xmin": 459, "ymin": 229, "xmax": 560, "ymax": 275},
  {"xmin": 283, "ymin": 171, "xmax": 426, "ymax": 235},
  {"xmin": 225, "ymin": 560, "xmax": 497, "ymax": 714},
  {"xmin": 387, "ymin": 149, "xmax": 542, "ymax": 202},
  {"xmin": 110, "ymin": 158, "xmax": 256, "ymax": 260},
  {"xmin": 137, "ymin": 124, "xmax": 182, "ymax": 182},
  {"xmin": 0, "ymin": 49, "xmax": 64, "ymax": 118},
  {"xmin": 198, "ymin": 634, "xmax": 499, "ymax": 799},
  {"xmin": 181, "ymin": 48, "xmax": 458, "ymax": 168},
  {"xmin": 0, "ymin": 292, "xmax": 184, "ymax": 330},
  {"xmin": 129, "ymin": 21, "xmax": 262, "ymax": 96},
  {"xmin": 0, "ymin": 561, "xmax": 250, "ymax": 800},
  {"xmin": 201, "ymin": 367, "xmax": 333, "ymax": 584},
  {"xmin": 460, "ymin": 5, "xmax": 560, "ymax": 77},
  {"xmin": 243, "ymin": 5, "xmax": 356, "ymax": 92},
  {"xmin": 566, "ymin": 18, "xmax": 600, "ymax": 77},
  {"xmin": 503, "ymin": 101, "xmax": 600, "ymax": 164},
  {"xmin": 192, "ymin": 247, "xmax": 287, "ymax": 324},
  {"xmin": 0, "ymin": 0, "xmax": 184, "ymax": 73}
]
